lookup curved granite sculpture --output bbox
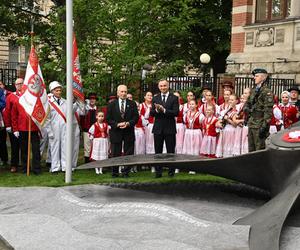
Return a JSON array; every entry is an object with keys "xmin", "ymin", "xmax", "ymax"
[{"xmin": 78, "ymin": 122, "xmax": 300, "ymax": 250}]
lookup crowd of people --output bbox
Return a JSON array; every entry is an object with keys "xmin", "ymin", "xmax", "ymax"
[{"xmin": 0, "ymin": 67, "xmax": 299, "ymax": 177}]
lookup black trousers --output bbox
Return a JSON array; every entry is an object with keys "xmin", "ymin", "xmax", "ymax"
[
  {"xmin": 154, "ymin": 133, "xmax": 176, "ymax": 175},
  {"xmin": 8, "ymin": 131, "xmax": 21, "ymax": 167},
  {"xmin": 111, "ymin": 140, "xmax": 134, "ymax": 175},
  {"xmin": 20, "ymin": 131, "xmax": 41, "ymax": 174},
  {"xmin": 0, "ymin": 128, "xmax": 8, "ymax": 163}
]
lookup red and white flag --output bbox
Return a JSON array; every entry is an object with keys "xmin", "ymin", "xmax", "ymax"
[
  {"xmin": 72, "ymin": 34, "xmax": 84, "ymax": 104},
  {"xmin": 19, "ymin": 45, "xmax": 49, "ymax": 127}
]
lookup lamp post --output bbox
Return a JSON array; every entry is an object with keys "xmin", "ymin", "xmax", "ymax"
[
  {"xmin": 140, "ymin": 64, "xmax": 152, "ymax": 100},
  {"xmin": 199, "ymin": 53, "xmax": 211, "ymax": 84}
]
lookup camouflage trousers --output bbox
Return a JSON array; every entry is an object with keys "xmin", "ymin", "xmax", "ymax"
[{"xmin": 248, "ymin": 128, "xmax": 268, "ymax": 152}]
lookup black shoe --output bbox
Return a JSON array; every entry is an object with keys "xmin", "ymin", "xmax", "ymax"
[
  {"xmin": 168, "ymin": 172, "xmax": 175, "ymax": 177},
  {"xmin": 84, "ymin": 157, "xmax": 90, "ymax": 163},
  {"xmin": 46, "ymin": 162, "xmax": 51, "ymax": 170},
  {"xmin": 51, "ymin": 171, "xmax": 59, "ymax": 175},
  {"xmin": 33, "ymin": 170, "xmax": 41, "ymax": 175},
  {"xmin": 112, "ymin": 174, "xmax": 119, "ymax": 178},
  {"xmin": 155, "ymin": 173, "xmax": 162, "ymax": 178}
]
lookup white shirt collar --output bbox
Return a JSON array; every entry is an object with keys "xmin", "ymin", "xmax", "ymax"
[
  {"xmin": 118, "ymin": 98, "xmax": 126, "ymax": 108},
  {"xmin": 161, "ymin": 92, "xmax": 169, "ymax": 99}
]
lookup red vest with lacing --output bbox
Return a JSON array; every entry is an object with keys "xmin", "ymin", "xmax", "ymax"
[
  {"xmin": 93, "ymin": 122, "xmax": 108, "ymax": 138},
  {"xmin": 184, "ymin": 111, "xmax": 202, "ymax": 129},
  {"xmin": 176, "ymin": 105, "xmax": 184, "ymax": 123},
  {"xmin": 202, "ymin": 116, "xmax": 218, "ymax": 136},
  {"xmin": 140, "ymin": 102, "xmax": 154, "ymax": 123},
  {"xmin": 279, "ymin": 104, "xmax": 298, "ymax": 128}
]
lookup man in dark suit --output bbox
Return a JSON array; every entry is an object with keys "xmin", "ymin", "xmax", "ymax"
[
  {"xmin": 150, "ymin": 79, "xmax": 179, "ymax": 178},
  {"xmin": 106, "ymin": 85, "xmax": 139, "ymax": 177}
]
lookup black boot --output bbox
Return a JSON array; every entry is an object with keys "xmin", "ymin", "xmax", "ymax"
[{"xmin": 84, "ymin": 157, "xmax": 90, "ymax": 163}]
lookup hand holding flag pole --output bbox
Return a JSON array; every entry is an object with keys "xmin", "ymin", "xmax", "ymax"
[{"xmin": 19, "ymin": 25, "xmax": 49, "ymax": 176}]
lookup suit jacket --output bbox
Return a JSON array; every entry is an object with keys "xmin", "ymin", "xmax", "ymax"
[
  {"xmin": 106, "ymin": 98, "xmax": 139, "ymax": 143},
  {"xmin": 150, "ymin": 92, "xmax": 179, "ymax": 135}
]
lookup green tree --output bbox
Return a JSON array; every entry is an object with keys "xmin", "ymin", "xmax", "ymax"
[{"xmin": 0, "ymin": 0, "xmax": 232, "ymax": 95}]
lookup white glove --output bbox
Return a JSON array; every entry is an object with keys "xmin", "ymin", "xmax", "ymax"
[
  {"xmin": 48, "ymin": 133, "xmax": 54, "ymax": 140},
  {"xmin": 6, "ymin": 127, "xmax": 12, "ymax": 133},
  {"xmin": 13, "ymin": 131, "xmax": 19, "ymax": 138}
]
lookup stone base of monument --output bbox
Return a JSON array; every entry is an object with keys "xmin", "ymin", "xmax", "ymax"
[{"xmin": 0, "ymin": 184, "xmax": 299, "ymax": 249}]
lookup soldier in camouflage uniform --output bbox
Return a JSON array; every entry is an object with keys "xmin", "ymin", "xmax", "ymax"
[{"xmin": 244, "ymin": 68, "xmax": 274, "ymax": 152}]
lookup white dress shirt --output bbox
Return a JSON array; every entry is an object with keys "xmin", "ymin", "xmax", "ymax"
[{"xmin": 118, "ymin": 98, "xmax": 126, "ymax": 111}]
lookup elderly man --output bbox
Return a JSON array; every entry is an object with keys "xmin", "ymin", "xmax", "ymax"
[
  {"xmin": 150, "ymin": 79, "xmax": 179, "ymax": 178},
  {"xmin": 2, "ymin": 78, "xmax": 23, "ymax": 172},
  {"xmin": 244, "ymin": 68, "xmax": 274, "ymax": 152},
  {"xmin": 46, "ymin": 81, "xmax": 83, "ymax": 173},
  {"xmin": 106, "ymin": 84, "xmax": 139, "ymax": 178}
]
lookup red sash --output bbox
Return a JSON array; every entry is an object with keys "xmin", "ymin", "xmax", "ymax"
[{"xmin": 49, "ymin": 100, "xmax": 66, "ymax": 123}]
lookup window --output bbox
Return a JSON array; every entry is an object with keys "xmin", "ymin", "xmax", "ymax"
[
  {"xmin": 256, "ymin": 0, "xmax": 291, "ymax": 22},
  {"xmin": 9, "ymin": 41, "xmax": 19, "ymax": 64}
]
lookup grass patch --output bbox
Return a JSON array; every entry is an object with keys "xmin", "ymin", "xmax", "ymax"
[
  {"xmin": 0, "ymin": 166, "xmax": 230, "ymax": 187},
  {"xmin": 0, "ymin": 144, "xmax": 231, "ymax": 187}
]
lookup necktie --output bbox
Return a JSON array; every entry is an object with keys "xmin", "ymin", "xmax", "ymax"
[
  {"xmin": 57, "ymin": 98, "xmax": 60, "ymax": 105},
  {"xmin": 162, "ymin": 94, "xmax": 166, "ymax": 104},
  {"xmin": 121, "ymin": 100, "xmax": 125, "ymax": 118}
]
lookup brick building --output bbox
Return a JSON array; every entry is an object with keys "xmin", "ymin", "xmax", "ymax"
[{"xmin": 227, "ymin": 0, "xmax": 300, "ymax": 82}]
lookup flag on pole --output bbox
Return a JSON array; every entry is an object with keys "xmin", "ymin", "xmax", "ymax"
[
  {"xmin": 72, "ymin": 34, "xmax": 85, "ymax": 104},
  {"xmin": 19, "ymin": 45, "xmax": 49, "ymax": 127}
]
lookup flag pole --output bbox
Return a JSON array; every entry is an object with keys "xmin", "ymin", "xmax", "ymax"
[
  {"xmin": 27, "ymin": 117, "xmax": 31, "ymax": 176},
  {"xmin": 65, "ymin": 0, "xmax": 73, "ymax": 183},
  {"xmin": 26, "ymin": 19, "xmax": 35, "ymax": 177}
]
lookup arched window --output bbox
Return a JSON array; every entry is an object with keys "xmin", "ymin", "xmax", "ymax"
[{"xmin": 256, "ymin": 0, "xmax": 291, "ymax": 22}]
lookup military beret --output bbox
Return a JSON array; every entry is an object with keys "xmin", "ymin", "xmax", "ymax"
[
  {"xmin": 288, "ymin": 85, "xmax": 300, "ymax": 94},
  {"xmin": 252, "ymin": 68, "xmax": 268, "ymax": 75},
  {"xmin": 201, "ymin": 84, "xmax": 212, "ymax": 92}
]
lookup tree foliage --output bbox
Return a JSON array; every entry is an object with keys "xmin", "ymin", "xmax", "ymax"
[{"xmin": 0, "ymin": 0, "xmax": 232, "ymax": 96}]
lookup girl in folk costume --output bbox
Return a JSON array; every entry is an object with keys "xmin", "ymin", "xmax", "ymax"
[
  {"xmin": 232, "ymin": 94, "xmax": 248, "ymax": 155},
  {"xmin": 197, "ymin": 85, "xmax": 215, "ymax": 107},
  {"xmin": 269, "ymin": 95, "xmax": 283, "ymax": 134},
  {"xmin": 182, "ymin": 99, "xmax": 204, "ymax": 156},
  {"xmin": 174, "ymin": 91, "xmax": 185, "ymax": 154},
  {"xmin": 173, "ymin": 91, "xmax": 185, "ymax": 174},
  {"xmin": 216, "ymin": 89, "xmax": 232, "ymax": 117},
  {"xmin": 88, "ymin": 111, "xmax": 109, "ymax": 174},
  {"xmin": 279, "ymin": 91, "xmax": 299, "ymax": 129},
  {"xmin": 200, "ymin": 105, "xmax": 219, "ymax": 157},
  {"xmin": 183, "ymin": 90, "xmax": 196, "ymax": 116},
  {"xmin": 134, "ymin": 103, "xmax": 146, "ymax": 155},
  {"xmin": 199, "ymin": 90, "xmax": 219, "ymax": 116},
  {"xmin": 141, "ymin": 92, "xmax": 155, "ymax": 154},
  {"xmin": 215, "ymin": 94, "xmax": 238, "ymax": 157},
  {"xmin": 140, "ymin": 91, "xmax": 156, "ymax": 172}
]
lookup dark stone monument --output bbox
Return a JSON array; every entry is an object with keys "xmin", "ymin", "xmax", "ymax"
[{"xmin": 78, "ymin": 121, "xmax": 300, "ymax": 250}]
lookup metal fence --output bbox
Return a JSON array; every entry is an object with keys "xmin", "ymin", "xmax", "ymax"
[
  {"xmin": 234, "ymin": 77, "xmax": 295, "ymax": 97},
  {"xmin": 141, "ymin": 76, "xmax": 222, "ymax": 98},
  {"xmin": 0, "ymin": 68, "xmax": 18, "ymax": 90},
  {"xmin": 0, "ymin": 62, "xmax": 296, "ymax": 100},
  {"xmin": 142, "ymin": 76, "xmax": 295, "ymax": 100},
  {"xmin": 0, "ymin": 61, "xmax": 26, "ymax": 70}
]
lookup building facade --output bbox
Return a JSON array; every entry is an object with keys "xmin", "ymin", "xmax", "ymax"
[
  {"xmin": 0, "ymin": 0, "xmax": 53, "ymax": 73},
  {"xmin": 227, "ymin": 0, "xmax": 300, "ymax": 82}
]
